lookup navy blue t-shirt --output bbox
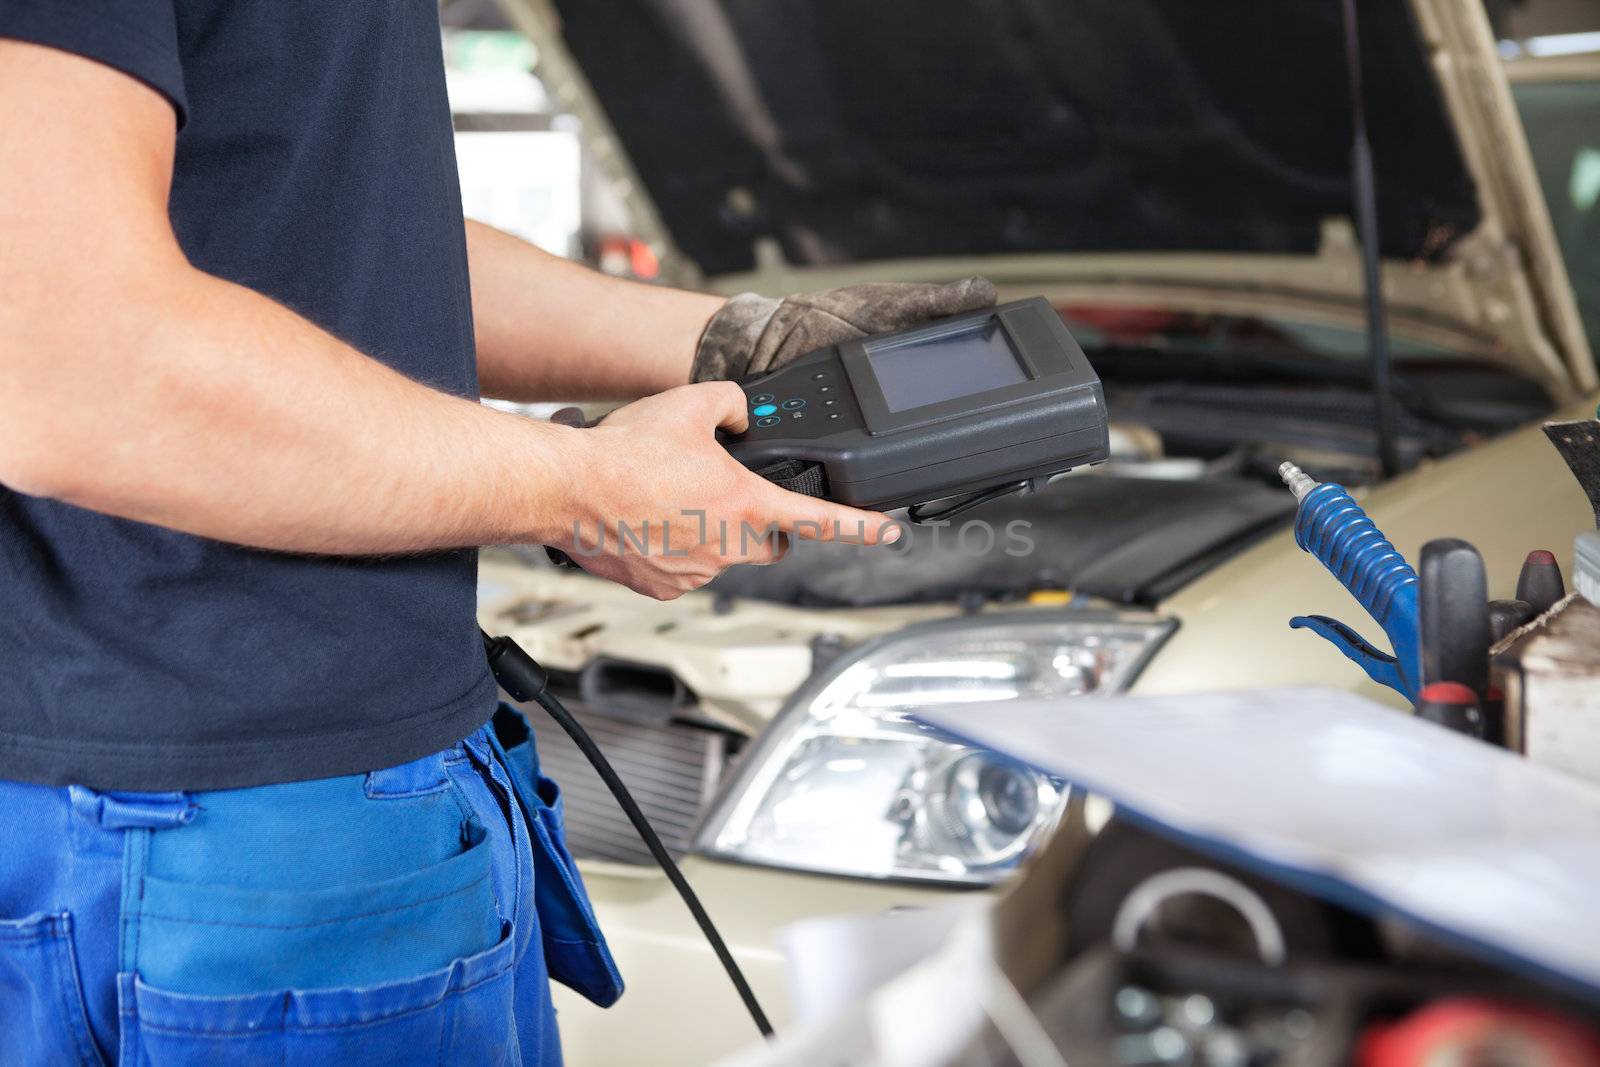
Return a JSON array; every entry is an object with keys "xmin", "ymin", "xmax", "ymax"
[{"xmin": 0, "ymin": 1, "xmax": 496, "ymax": 788}]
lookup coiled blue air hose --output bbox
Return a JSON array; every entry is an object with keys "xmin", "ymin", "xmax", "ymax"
[{"xmin": 1279, "ymin": 462, "xmax": 1422, "ymax": 699}]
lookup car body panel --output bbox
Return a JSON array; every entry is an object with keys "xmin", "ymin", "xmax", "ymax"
[
  {"xmin": 1406, "ymin": 0, "xmax": 1593, "ymax": 392},
  {"xmin": 1506, "ymin": 49, "xmax": 1600, "ymax": 85},
  {"xmin": 548, "ymin": 857, "xmax": 957, "ymax": 1067},
  {"xmin": 1505, "ymin": 48, "xmax": 1600, "ymax": 357}
]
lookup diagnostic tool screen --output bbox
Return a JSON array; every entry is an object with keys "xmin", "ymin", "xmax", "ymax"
[{"xmin": 865, "ymin": 317, "xmax": 1029, "ymax": 412}]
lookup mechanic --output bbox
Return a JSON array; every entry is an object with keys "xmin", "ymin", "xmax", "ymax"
[{"xmin": 0, "ymin": 4, "xmax": 995, "ymax": 1063}]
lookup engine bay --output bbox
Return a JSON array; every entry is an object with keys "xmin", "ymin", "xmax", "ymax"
[{"xmin": 710, "ymin": 306, "xmax": 1555, "ymax": 609}]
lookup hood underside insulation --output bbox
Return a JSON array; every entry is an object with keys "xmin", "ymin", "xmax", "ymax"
[{"xmin": 555, "ymin": 0, "xmax": 1481, "ymax": 274}]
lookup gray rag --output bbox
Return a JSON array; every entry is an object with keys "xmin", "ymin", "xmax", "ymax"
[{"xmin": 690, "ymin": 277, "xmax": 998, "ymax": 383}]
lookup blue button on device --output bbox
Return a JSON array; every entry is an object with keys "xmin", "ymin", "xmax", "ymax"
[{"xmin": 752, "ymin": 403, "xmax": 777, "ymax": 417}]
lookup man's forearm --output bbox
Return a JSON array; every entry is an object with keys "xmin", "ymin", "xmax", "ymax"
[
  {"xmin": 0, "ymin": 43, "xmax": 589, "ymax": 556},
  {"xmin": 1, "ymin": 263, "xmax": 587, "ymax": 555},
  {"xmin": 466, "ymin": 221, "xmax": 724, "ymax": 402},
  {"xmin": 0, "ymin": 39, "xmax": 876, "ymax": 591}
]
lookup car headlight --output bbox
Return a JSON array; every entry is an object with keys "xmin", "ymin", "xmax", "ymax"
[{"xmin": 694, "ymin": 611, "xmax": 1175, "ymax": 886}]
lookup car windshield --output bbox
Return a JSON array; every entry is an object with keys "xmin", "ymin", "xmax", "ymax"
[{"xmin": 1512, "ymin": 69, "xmax": 1600, "ymax": 356}]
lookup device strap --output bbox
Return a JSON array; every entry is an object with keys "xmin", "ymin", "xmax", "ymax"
[{"xmin": 755, "ymin": 459, "xmax": 829, "ymax": 498}]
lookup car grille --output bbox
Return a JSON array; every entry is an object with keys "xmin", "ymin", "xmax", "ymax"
[{"xmin": 529, "ymin": 693, "xmax": 739, "ymax": 865}]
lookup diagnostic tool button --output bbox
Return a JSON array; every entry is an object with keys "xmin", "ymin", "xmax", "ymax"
[
  {"xmin": 780, "ymin": 398, "xmax": 806, "ymax": 410},
  {"xmin": 751, "ymin": 403, "xmax": 778, "ymax": 417},
  {"xmin": 755, "ymin": 415, "xmax": 781, "ymax": 428}
]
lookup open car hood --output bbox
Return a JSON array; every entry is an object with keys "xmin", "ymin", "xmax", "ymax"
[
  {"xmin": 503, "ymin": 0, "xmax": 1592, "ymax": 397},
  {"xmin": 556, "ymin": 1, "xmax": 1476, "ymax": 270}
]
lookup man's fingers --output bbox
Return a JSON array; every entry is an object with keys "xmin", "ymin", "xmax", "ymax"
[
  {"xmin": 761, "ymin": 486, "xmax": 901, "ymax": 546},
  {"xmin": 694, "ymin": 380, "xmax": 749, "ymax": 434},
  {"xmin": 735, "ymin": 529, "xmax": 790, "ymax": 566}
]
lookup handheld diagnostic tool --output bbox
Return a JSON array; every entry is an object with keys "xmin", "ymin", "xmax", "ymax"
[{"xmin": 723, "ymin": 296, "xmax": 1108, "ymax": 516}]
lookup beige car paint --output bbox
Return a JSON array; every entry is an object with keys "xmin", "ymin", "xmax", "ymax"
[
  {"xmin": 1504, "ymin": 49, "xmax": 1600, "ymax": 85},
  {"xmin": 547, "ymin": 857, "xmax": 953, "ymax": 1067},
  {"xmin": 470, "ymin": 4, "xmax": 1597, "ymax": 1064}
]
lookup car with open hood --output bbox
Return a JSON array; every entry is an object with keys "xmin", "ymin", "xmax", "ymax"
[{"xmin": 472, "ymin": 2, "xmax": 1598, "ymax": 1062}]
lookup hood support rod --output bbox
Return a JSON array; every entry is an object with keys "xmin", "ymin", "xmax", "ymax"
[{"xmin": 1340, "ymin": 0, "xmax": 1403, "ymax": 480}]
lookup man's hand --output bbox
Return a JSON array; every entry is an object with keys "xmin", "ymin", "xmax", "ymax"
[
  {"xmin": 691, "ymin": 278, "xmax": 997, "ymax": 383},
  {"xmin": 554, "ymin": 382, "xmax": 899, "ymax": 599}
]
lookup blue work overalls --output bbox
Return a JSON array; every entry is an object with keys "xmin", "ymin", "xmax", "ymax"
[{"xmin": 0, "ymin": 705, "xmax": 620, "ymax": 1064}]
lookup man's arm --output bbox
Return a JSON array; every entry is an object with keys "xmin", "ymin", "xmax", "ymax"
[
  {"xmin": 467, "ymin": 221, "xmax": 722, "ymax": 401},
  {"xmin": 0, "ymin": 41, "xmax": 893, "ymax": 597}
]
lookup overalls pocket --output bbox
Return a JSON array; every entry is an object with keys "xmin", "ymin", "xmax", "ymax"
[
  {"xmin": 491, "ymin": 704, "xmax": 623, "ymax": 1007},
  {"xmin": 120, "ymin": 820, "xmax": 515, "ymax": 1063},
  {"xmin": 122, "ymin": 925, "xmax": 517, "ymax": 1067},
  {"xmin": 0, "ymin": 912, "xmax": 104, "ymax": 1066}
]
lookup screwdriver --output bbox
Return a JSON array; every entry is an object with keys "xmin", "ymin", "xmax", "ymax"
[
  {"xmin": 1515, "ymin": 550, "xmax": 1565, "ymax": 615},
  {"xmin": 1418, "ymin": 538, "xmax": 1490, "ymax": 702}
]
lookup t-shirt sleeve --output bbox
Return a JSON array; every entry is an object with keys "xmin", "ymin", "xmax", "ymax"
[{"xmin": 0, "ymin": 0, "xmax": 186, "ymax": 125}]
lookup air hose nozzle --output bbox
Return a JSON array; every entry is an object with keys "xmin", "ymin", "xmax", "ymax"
[{"xmin": 1277, "ymin": 461, "xmax": 1318, "ymax": 501}]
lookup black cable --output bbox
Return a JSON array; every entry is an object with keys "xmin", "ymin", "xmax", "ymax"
[
  {"xmin": 480, "ymin": 629, "xmax": 776, "ymax": 1040},
  {"xmin": 906, "ymin": 479, "xmax": 1031, "ymax": 524},
  {"xmin": 1339, "ymin": 0, "xmax": 1402, "ymax": 480}
]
